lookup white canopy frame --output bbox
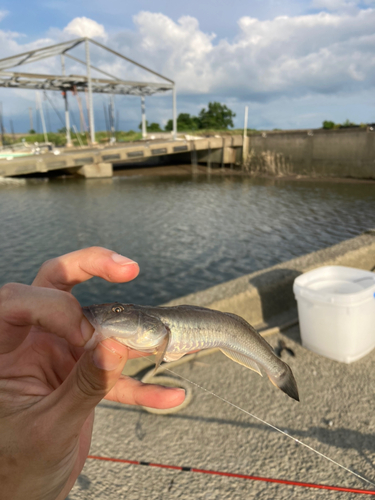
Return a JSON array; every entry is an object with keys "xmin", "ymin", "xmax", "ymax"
[{"xmin": 0, "ymin": 37, "xmax": 177, "ymax": 144}]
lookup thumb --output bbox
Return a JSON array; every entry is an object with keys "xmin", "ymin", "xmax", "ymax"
[{"xmin": 50, "ymin": 339, "xmax": 129, "ymax": 427}]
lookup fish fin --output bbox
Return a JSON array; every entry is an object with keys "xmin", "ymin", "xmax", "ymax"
[
  {"xmin": 163, "ymin": 352, "xmax": 186, "ymax": 362},
  {"xmin": 224, "ymin": 312, "xmax": 259, "ymax": 334},
  {"xmin": 220, "ymin": 348, "xmax": 263, "ymax": 376},
  {"xmin": 153, "ymin": 330, "xmax": 170, "ymax": 374}
]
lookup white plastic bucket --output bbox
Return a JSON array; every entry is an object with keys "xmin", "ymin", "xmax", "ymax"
[{"xmin": 293, "ymin": 266, "xmax": 375, "ymax": 363}]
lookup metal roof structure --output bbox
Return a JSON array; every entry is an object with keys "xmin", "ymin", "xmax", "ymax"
[
  {"xmin": 0, "ymin": 71, "xmax": 173, "ymax": 96},
  {"xmin": 0, "ymin": 37, "xmax": 177, "ymax": 144}
]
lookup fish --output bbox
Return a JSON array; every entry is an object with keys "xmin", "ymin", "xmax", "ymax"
[{"xmin": 83, "ymin": 303, "xmax": 299, "ymax": 401}]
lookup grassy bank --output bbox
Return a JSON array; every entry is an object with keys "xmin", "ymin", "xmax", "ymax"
[
  {"xmin": 1, "ymin": 130, "xmax": 143, "ymax": 147},
  {"xmin": 1, "ymin": 128, "xmax": 254, "ymax": 148}
]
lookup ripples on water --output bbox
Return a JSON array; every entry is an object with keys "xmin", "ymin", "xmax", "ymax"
[{"xmin": 0, "ymin": 173, "xmax": 374, "ymax": 306}]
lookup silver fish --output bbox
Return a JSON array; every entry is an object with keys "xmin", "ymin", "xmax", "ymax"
[{"xmin": 83, "ymin": 303, "xmax": 299, "ymax": 401}]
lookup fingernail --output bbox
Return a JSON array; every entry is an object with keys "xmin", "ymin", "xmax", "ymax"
[
  {"xmin": 81, "ymin": 317, "xmax": 94, "ymax": 342},
  {"xmin": 163, "ymin": 387, "xmax": 185, "ymax": 396},
  {"xmin": 111, "ymin": 253, "xmax": 137, "ymax": 266},
  {"xmin": 172, "ymin": 388, "xmax": 185, "ymax": 395},
  {"xmin": 92, "ymin": 339, "xmax": 126, "ymax": 371}
]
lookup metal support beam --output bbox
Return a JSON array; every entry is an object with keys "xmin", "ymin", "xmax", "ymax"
[
  {"xmin": 85, "ymin": 39, "xmax": 96, "ymax": 144},
  {"xmin": 90, "ymin": 38, "xmax": 174, "ymax": 84},
  {"xmin": 172, "ymin": 84, "xmax": 177, "ymax": 140},
  {"xmin": 141, "ymin": 96, "xmax": 147, "ymax": 138},
  {"xmin": 65, "ymin": 53, "xmax": 120, "ymax": 81},
  {"xmin": 61, "ymin": 55, "xmax": 72, "ymax": 147}
]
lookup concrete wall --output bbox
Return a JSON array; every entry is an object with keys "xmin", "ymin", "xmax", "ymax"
[
  {"xmin": 162, "ymin": 230, "xmax": 375, "ymax": 327},
  {"xmin": 246, "ymin": 128, "xmax": 375, "ymax": 179}
]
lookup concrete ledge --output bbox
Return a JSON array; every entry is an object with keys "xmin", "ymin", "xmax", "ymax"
[
  {"xmin": 162, "ymin": 230, "xmax": 375, "ymax": 326},
  {"xmin": 77, "ymin": 162, "xmax": 113, "ymax": 178}
]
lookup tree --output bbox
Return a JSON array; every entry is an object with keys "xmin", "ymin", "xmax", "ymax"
[
  {"xmin": 165, "ymin": 113, "xmax": 200, "ymax": 132},
  {"xmin": 322, "ymin": 120, "xmax": 335, "ymax": 129},
  {"xmin": 138, "ymin": 120, "xmax": 162, "ymax": 132},
  {"xmin": 198, "ymin": 102, "xmax": 236, "ymax": 129},
  {"xmin": 340, "ymin": 119, "xmax": 356, "ymax": 128}
]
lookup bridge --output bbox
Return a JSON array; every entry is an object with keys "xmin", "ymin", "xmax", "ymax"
[{"xmin": 0, "ymin": 135, "xmax": 245, "ymax": 178}]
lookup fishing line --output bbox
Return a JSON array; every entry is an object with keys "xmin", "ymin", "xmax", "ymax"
[{"xmin": 163, "ymin": 366, "xmax": 375, "ymax": 488}]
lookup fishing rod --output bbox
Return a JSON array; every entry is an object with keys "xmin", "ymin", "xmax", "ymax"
[{"xmin": 87, "ymin": 454, "xmax": 375, "ymax": 495}]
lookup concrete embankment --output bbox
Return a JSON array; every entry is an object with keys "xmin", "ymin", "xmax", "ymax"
[
  {"xmin": 163, "ymin": 230, "xmax": 375, "ymax": 326},
  {"xmin": 246, "ymin": 127, "xmax": 375, "ymax": 180}
]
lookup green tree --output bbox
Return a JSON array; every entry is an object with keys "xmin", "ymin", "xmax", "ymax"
[
  {"xmin": 138, "ymin": 120, "xmax": 162, "ymax": 132},
  {"xmin": 198, "ymin": 102, "xmax": 236, "ymax": 129},
  {"xmin": 322, "ymin": 120, "xmax": 335, "ymax": 129},
  {"xmin": 340, "ymin": 119, "xmax": 356, "ymax": 128},
  {"xmin": 148, "ymin": 122, "xmax": 162, "ymax": 132},
  {"xmin": 165, "ymin": 113, "xmax": 200, "ymax": 131}
]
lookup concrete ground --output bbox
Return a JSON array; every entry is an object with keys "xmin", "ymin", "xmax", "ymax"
[{"xmin": 67, "ymin": 319, "xmax": 375, "ymax": 500}]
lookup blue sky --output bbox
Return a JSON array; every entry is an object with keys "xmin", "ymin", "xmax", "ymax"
[
  {"xmin": 0, "ymin": 0, "xmax": 308, "ymax": 39},
  {"xmin": 0, "ymin": 0, "xmax": 374, "ymax": 133}
]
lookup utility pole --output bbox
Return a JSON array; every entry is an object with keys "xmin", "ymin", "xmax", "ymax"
[
  {"xmin": 28, "ymin": 107, "xmax": 33, "ymax": 132},
  {"xmin": 110, "ymin": 94, "xmax": 115, "ymax": 142},
  {"xmin": 85, "ymin": 38, "xmax": 96, "ymax": 144},
  {"xmin": 36, "ymin": 92, "xmax": 48, "ymax": 143},
  {"xmin": 10, "ymin": 119, "xmax": 15, "ymax": 142},
  {"xmin": 141, "ymin": 96, "xmax": 147, "ymax": 139},
  {"xmin": 172, "ymin": 84, "xmax": 177, "ymax": 140},
  {"xmin": 61, "ymin": 55, "xmax": 73, "ymax": 147}
]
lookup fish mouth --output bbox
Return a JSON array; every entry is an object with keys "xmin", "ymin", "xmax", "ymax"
[
  {"xmin": 279, "ymin": 373, "xmax": 300, "ymax": 402},
  {"xmin": 267, "ymin": 362, "xmax": 299, "ymax": 402}
]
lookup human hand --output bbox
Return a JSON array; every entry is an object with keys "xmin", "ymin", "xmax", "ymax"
[{"xmin": 0, "ymin": 247, "xmax": 185, "ymax": 500}]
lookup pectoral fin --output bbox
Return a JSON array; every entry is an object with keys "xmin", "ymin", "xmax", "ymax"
[
  {"xmin": 153, "ymin": 331, "xmax": 170, "ymax": 374},
  {"xmin": 220, "ymin": 348, "xmax": 263, "ymax": 376},
  {"xmin": 163, "ymin": 352, "xmax": 186, "ymax": 362}
]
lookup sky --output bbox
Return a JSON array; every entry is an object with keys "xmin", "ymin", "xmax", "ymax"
[{"xmin": 0, "ymin": 0, "xmax": 374, "ymax": 133}]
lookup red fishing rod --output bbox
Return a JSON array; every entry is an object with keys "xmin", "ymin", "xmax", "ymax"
[{"xmin": 88, "ymin": 455, "xmax": 375, "ymax": 495}]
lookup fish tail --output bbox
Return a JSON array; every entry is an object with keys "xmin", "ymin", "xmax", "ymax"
[{"xmin": 267, "ymin": 362, "xmax": 299, "ymax": 402}]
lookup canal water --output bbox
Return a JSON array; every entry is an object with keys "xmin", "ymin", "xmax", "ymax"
[{"xmin": 0, "ymin": 172, "xmax": 374, "ymax": 306}]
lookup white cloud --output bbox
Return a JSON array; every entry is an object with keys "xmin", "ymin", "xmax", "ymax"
[
  {"xmin": 0, "ymin": 10, "xmax": 8, "ymax": 22},
  {"xmin": 2, "ymin": 11, "xmax": 375, "ymax": 99},
  {"xmin": 63, "ymin": 17, "xmax": 107, "ymax": 40},
  {"xmin": 1, "ymin": 10, "xmax": 375, "ymax": 130},
  {"xmin": 101, "ymin": 9, "xmax": 375, "ymax": 101}
]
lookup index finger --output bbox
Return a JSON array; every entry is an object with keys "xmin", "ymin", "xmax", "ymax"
[{"xmin": 32, "ymin": 247, "xmax": 139, "ymax": 292}]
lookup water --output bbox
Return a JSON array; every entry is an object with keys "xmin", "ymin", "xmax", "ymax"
[{"xmin": 0, "ymin": 173, "xmax": 374, "ymax": 306}]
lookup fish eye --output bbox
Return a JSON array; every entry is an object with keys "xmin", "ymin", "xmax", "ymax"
[{"xmin": 112, "ymin": 305, "xmax": 124, "ymax": 313}]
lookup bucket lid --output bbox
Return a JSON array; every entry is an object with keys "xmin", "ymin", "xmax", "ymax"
[{"xmin": 293, "ymin": 266, "xmax": 375, "ymax": 305}]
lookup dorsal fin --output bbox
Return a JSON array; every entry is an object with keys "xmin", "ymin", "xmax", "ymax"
[{"xmin": 220, "ymin": 348, "xmax": 263, "ymax": 376}]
